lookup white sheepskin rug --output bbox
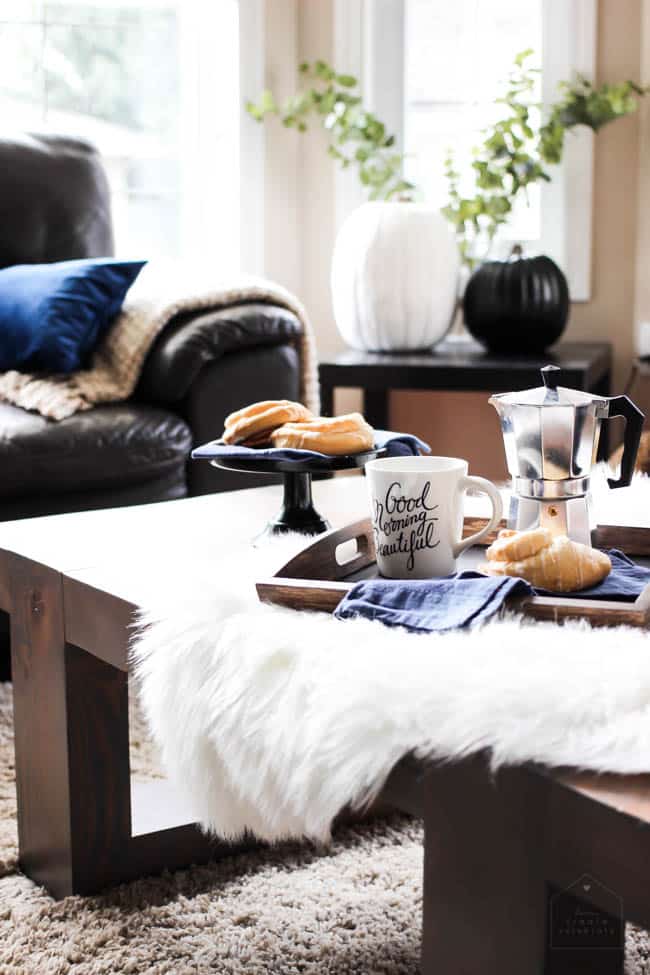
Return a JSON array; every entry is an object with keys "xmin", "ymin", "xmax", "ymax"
[{"xmin": 132, "ymin": 473, "xmax": 650, "ymax": 845}]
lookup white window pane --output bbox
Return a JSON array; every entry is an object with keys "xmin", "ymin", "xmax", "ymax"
[
  {"xmin": 0, "ymin": 20, "xmax": 45, "ymax": 117},
  {"xmin": 0, "ymin": 2, "xmax": 43, "ymax": 21},
  {"xmin": 404, "ymin": 0, "xmax": 543, "ymax": 245},
  {"xmin": 0, "ymin": 0, "xmax": 241, "ymax": 269}
]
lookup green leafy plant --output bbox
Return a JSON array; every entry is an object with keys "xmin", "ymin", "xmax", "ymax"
[
  {"xmin": 246, "ymin": 60, "xmax": 415, "ymax": 201},
  {"xmin": 444, "ymin": 50, "xmax": 648, "ymax": 264},
  {"xmin": 247, "ymin": 54, "xmax": 647, "ymax": 265}
]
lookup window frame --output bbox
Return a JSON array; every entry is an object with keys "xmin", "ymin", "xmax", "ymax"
[
  {"xmin": 239, "ymin": 0, "xmax": 265, "ymax": 274},
  {"xmin": 334, "ymin": 0, "xmax": 597, "ymax": 301}
]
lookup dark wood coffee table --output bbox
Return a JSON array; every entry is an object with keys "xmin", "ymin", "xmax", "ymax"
[
  {"xmin": 0, "ymin": 479, "xmax": 368, "ymax": 900},
  {"xmin": 1, "ymin": 477, "xmax": 648, "ymax": 973}
]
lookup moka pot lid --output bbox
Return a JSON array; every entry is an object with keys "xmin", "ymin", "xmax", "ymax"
[{"xmin": 489, "ymin": 365, "xmax": 608, "ymax": 411}]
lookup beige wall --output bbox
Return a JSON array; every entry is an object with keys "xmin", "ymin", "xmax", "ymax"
[
  {"xmin": 263, "ymin": 0, "xmax": 301, "ymax": 295},
  {"xmin": 635, "ymin": 0, "xmax": 650, "ymax": 417},
  {"xmin": 263, "ymin": 0, "xmax": 336, "ymax": 351},
  {"xmin": 570, "ymin": 0, "xmax": 641, "ymax": 390},
  {"xmin": 266, "ymin": 1, "xmax": 649, "ymax": 478},
  {"xmin": 296, "ymin": 1, "xmax": 338, "ymax": 361}
]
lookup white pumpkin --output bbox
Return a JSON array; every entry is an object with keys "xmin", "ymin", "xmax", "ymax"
[{"xmin": 331, "ymin": 201, "xmax": 460, "ymax": 351}]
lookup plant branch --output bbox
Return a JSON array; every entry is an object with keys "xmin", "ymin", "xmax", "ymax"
[
  {"xmin": 444, "ymin": 51, "xmax": 648, "ymax": 266},
  {"xmin": 246, "ymin": 60, "xmax": 415, "ymax": 202},
  {"xmin": 246, "ymin": 53, "xmax": 648, "ymax": 267}
]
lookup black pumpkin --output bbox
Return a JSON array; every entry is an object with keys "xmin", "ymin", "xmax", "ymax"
[{"xmin": 463, "ymin": 249, "xmax": 569, "ymax": 354}]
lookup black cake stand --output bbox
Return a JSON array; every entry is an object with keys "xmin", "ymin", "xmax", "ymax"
[{"xmin": 209, "ymin": 448, "xmax": 386, "ymax": 537}]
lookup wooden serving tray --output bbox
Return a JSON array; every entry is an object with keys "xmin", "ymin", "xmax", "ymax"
[{"xmin": 256, "ymin": 517, "xmax": 650, "ymax": 628}]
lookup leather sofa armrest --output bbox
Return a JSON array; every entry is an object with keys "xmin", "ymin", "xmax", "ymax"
[
  {"xmin": 136, "ymin": 302, "xmax": 303, "ymax": 405},
  {"xmin": 186, "ymin": 342, "xmax": 301, "ymax": 495}
]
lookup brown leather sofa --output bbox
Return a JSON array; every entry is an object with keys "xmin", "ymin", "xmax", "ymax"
[{"xmin": 0, "ymin": 133, "xmax": 303, "ymax": 522}]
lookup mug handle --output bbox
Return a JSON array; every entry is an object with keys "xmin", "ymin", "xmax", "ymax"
[{"xmin": 452, "ymin": 475, "xmax": 504, "ymax": 557}]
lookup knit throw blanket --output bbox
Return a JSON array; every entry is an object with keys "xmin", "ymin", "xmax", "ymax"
[{"xmin": 0, "ymin": 263, "xmax": 320, "ymax": 420}]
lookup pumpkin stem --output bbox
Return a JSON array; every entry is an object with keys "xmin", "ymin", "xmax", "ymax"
[{"xmin": 510, "ymin": 243, "xmax": 524, "ymax": 260}]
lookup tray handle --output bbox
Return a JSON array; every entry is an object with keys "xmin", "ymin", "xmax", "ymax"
[{"xmin": 275, "ymin": 517, "xmax": 375, "ymax": 582}]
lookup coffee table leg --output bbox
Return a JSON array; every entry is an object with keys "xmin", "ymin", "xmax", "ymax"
[
  {"xmin": 10, "ymin": 555, "xmax": 130, "ymax": 897},
  {"xmin": 421, "ymin": 758, "xmax": 548, "ymax": 975},
  {"xmin": 0, "ymin": 610, "xmax": 10, "ymax": 681}
]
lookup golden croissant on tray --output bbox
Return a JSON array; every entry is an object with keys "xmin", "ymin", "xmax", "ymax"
[
  {"xmin": 222, "ymin": 400, "xmax": 375, "ymax": 455},
  {"xmin": 483, "ymin": 528, "xmax": 612, "ymax": 592}
]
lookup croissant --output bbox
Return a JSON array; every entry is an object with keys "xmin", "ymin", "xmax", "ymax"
[{"xmin": 484, "ymin": 529, "xmax": 611, "ymax": 592}]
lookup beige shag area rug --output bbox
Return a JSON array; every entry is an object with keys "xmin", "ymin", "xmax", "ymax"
[{"xmin": 0, "ymin": 681, "xmax": 649, "ymax": 974}]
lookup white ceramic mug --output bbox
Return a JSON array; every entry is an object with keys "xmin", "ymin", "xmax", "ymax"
[{"xmin": 365, "ymin": 456, "xmax": 503, "ymax": 579}]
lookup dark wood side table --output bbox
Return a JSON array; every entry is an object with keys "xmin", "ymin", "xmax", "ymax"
[{"xmin": 319, "ymin": 339, "xmax": 614, "ymax": 430}]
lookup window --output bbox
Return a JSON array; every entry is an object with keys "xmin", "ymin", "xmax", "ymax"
[
  {"xmin": 335, "ymin": 0, "xmax": 596, "ymax": 299},
  {"xmin": 404, "ymin": 0, "xmax": 543, "ymax": 244},
  {"xmin": 0, "ymin": 0, "xmax": 261, "ymax": 271}
]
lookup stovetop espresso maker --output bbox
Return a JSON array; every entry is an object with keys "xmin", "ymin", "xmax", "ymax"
[{"xmin": 489, "ymin": 365, "xmax": 644, "ymax": 545}]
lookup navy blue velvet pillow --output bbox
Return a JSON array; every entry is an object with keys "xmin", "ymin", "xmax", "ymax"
[{"xmin": 0, "ymin": 258, "xmax": 146, "ymax": 373}]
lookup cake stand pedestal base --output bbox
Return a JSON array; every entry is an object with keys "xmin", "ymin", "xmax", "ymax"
[{"xmin": 259, "ymin": 472, "xmax": 331, "ymax": 540}]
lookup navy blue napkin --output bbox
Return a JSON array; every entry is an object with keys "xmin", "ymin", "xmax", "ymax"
[
  {"xmin": 334, "ymin": 572, "xmax": 533, "ymax": 633},
  {"xmin": 335, "ymin": 550, "xmax": 650, "ymax": 634},
  {"xmin": 191, "ymin": 428, "xmax": 430, "ymax": 465}
]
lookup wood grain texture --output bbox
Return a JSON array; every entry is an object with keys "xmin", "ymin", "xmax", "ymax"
[
  {"xmin": 276, "ymin": 517, "xmax": 375, "ymax": 581},
  {"xmin": 463, "ymin": 519, "xmax": 650, "ymax": 556},
  {"xmin": 420, "ymin": 758, "xmax": 629, "ymax": 975},
  {"xmin": 257, "ymin": 578, "xmax": 348, "ymax": 613},
  {"xmin": 421, "ymin": 758, "xmax": 548, "ymax": 975},
  {"xmin": 9, "ymin": 554, "xmax": 73, "ymax": 897},
  {"xmin": 0, "ymin": 549, "xmax": 10, "ymax": 612},
  {"xmin": 10, "ymin": 555, "xmax": 144, "ymax": 897},
  {"xmin": 593, "ymin": 524, "xmax": 650, "ymax": 556},
  {"xmin": 514, "ymin": 589, "xmax": 650, "ymax": 627},
  {"xmin": 65, "ymin": 641, "xmax": 132, "ymax": 894},
  {"xmin": 8, "ymin": 554, "xmax": 235, "ymax": 897},
  {"xmin": 376, "ymin": 758, "xmax": 650, "ymax": 972},
  {"xmin": 63, "ymin": 577, "xmax": 135, "ymax": 671},
  {"xmin": 462, "ymin": 514, "xmax": 505, "ymax": 545}
]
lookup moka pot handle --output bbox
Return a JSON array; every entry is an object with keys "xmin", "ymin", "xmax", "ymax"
[{"xmin": 604, "ymin": 395, "xmax": 644, "ymax": 489}]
